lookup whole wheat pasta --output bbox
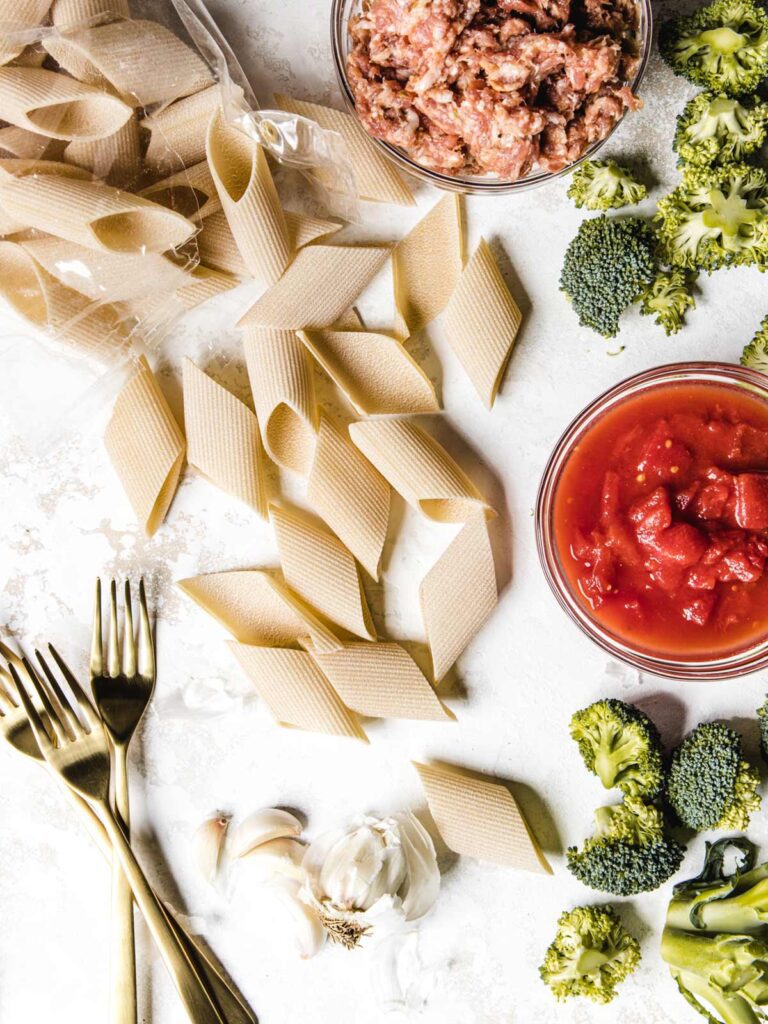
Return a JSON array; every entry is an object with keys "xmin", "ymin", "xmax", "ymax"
[
  {"xmin": 0, "ymin": 239, "xmax": 133, "ymax": 360},
  {"xmin": 51, "ymin": 0, "xmax": 130, "ymax": 27},
  {"xmin": 140, "ymin": 161, "xmax": 221, "ymax": 222},
  {"xmin": 0, "ymin": 1, "xmax": 53, "ymax": 65},
  {"xmin": 177, "ymin": 569, "xmax": 342, "ymax": 653},
  {"xmin": 419, "ymin": 513, "xmax": 498, "ymax": 681},
  {"xmin": 393, "ymin": 194, "xmax": 464, "ymax": 337},
  {"xmin": 0, "ymin": 124, "xmax": 51, "ymax": 160},
  {"xmin": 270, "ymin": 503, "xmax": 375, "ymax": 641},
  {"xmin": 349, "ymin": 418, "xmax": 494, "ymax": 523},
  {"xmin": 307, "ymin": 415, "xmax": 390, "ymax": 581},
  {"xmin": 305, "ymin": 640, "xmax": 452, "ymax": 722},
  {"xmin": 0, "ymin": 174, "xmax": 196, "ymax": 253},
  {"xmin": 142, "ymin": 84, "xmax": 226, "ymax": 176},
  {"xmin": 182, "ymin": 357, "xmax": 267, "ymax": 517},
  {"xmin": 104, "ymin": 355, "xmax": 186, "ymax": 536},
  {"xmin": 0, "ymin": 67, "xmax": 133, "ymax": 140},
  {"xmin": 298, "ymin": 327, "xmax": 439, "ymax": 416},
  {"xmin": 206, "ymin": 109, "xmax": 290, "ymax": 285},
  {"xmin": 237, "ymin": 244, "xmax": 389, "ymax": 330},
  {"xmin": 274, "ymin": 94, "xmax": 414, "ymax": 207},
  {"xmin": 63, "ymin": 114, "xmax": 141, "ymax": 188},
  {"xmin": 443, "ymin": 238, "xmax": 522, "ymax": 409},
  {"xmin": 228, "ymin": 643, "xmax": 367, "ymax": 741},
  {"xmin": 413, "ymin": 761, "xmax": 552, "ymax": 873},
  {"xmin": 42, "ymin": 19, "xmax": 213, "ymax": 106},
  {"xmin": 242, "ymin": 324, "xmax": 317, "ymax": 475}
]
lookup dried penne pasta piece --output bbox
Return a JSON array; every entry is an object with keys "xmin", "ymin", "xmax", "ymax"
[
  {"xmin": 349, "ymin": 418, "xmax": 494, "ymax": 523},
  {"xmin": 307, "ymin": 415, "xmax": 390, "ymax": 581},
  {"xmin": 306, "ymin": 640, "xmax": 452, "ymax": 722},
  {"xmin": 270, "ymin": 503, "xmax": 375, "ymax": 641},
  {"xmin": 0, "ymin": 0, "xmax": 52, "ymax": 65},
  {"xmin": 0, "ymin": 124, "xmax": 51, "ymax": 160},
  {"xmin": 63, "ymin": 114, "xmax": 141, "ymax": 188},
  {"xmin": 0, "ymin": 67, "xmax": 133, "ymax": 140},
  {"xmin": 285, "ymin": 210, "xmax": 341, "ymax": 250},
  {"xmin": 393, "ymin": 194, "xmax": 463, "ymax": 337},
  {"xmin": 274, "ymin": 94, "xmax": 414, "ymax": 207},
  {"xmin": 419, "ymin": 513, "xmax": 497, "ymax": 681},
  {"xmin": 9, "ymin": 45, "xmax": 48, "ymax": 69},
  {"xmin": 238, "ymin": 244, "xmax": 389, "ymax": 330},
  {"xmin": 228, "ymin": 643, "xmax": 367, "ymax": 741},
  {"xmin": 0, "ymin": 159, "xmax": 91, "ymax": 233},
  {"xmin": 206, "ymin": 109, "xmax": 290, "ymax": 285},
  {"xmin": 194, "ymin": 209, "xmax": 247, "ymax": 277},
  {"xmin": 413, "ymin": 761, "xmax": 552, "ymax": 874},
  {"xmin": 242, "ymin": 324, "xmax": 317, "ymax": 475},
  {"xmin": 140, "ymin": 161, "xmax": 221, "ymax": 222},
  {"xmin": 443, "ymin": 238, "xmax": 522, "ymax": 408},
  {"xmin": 0, "ymin": 174, "xmax": 196, "ymax": 252},
  {"xmin": 0, "ymin": 239, "xmax": 132, "ymax": 360},
  {"xmin": 51, "ymin": 0, "xmax": 130, "ymax": 27},
  {"xmin": 183, "ymin": 357, "xmax": 267, "ymax": 517},
  {"xmin": 177, "ymin": 569, "xmax": 342, "ymax": 653},
  {"xmin": 298, "ymin": 327, "xmax": 439, "ymax": 416},
  {"xmin": 42, "ymin": 19, "xmax": 213, "ymax": 106},
  {"xmin": 142, "ymin": 84, "xmax": 226, "ymax": 176},
  {"xmin": 118, "ymin": 264, "xmax": 237, "ymax": 334},
  {"xmin": 104, "ymin": 355, "xmax": 186, "ymax": 535}
]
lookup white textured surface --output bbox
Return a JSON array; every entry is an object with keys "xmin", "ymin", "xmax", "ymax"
[{"xmin": 2, "ymin": 1, "xmax": 768, "ymax": 1022}]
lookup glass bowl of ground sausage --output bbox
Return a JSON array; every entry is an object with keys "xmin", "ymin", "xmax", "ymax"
[{"xmin": 330, "ymin": 0, "xmax": 653, "ymax": 195}]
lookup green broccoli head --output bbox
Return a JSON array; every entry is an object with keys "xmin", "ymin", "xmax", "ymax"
[
  {"xmin": 566, "ymin": 796, "xmax": 686, "ymax": 896},
  {"xmin": 667, "ymin": 722, "xmax": 761, "ymax": 832},
  {"xmin": 539, "ymin": 905, "xmax": 641, "ymax": 1003},
  {"xmin": 640, "ymin": 269, "xmax": 697, "ymax": 336},
  {"xmin": 567, "ymin": 160, "xmax": 647, "ymax": 211},
  {"xmin": 655, "ymin": 163, "xmax": 768, "ymax": 273},
  {"xmin": 559, "ymin": 215, "xmax": 658, "ymax": 338},
  {"xmin": 741, "ymin": 315, "xmax": 768, "ymax": 373},
  {"xmin": 674, "ymin": 91, "xmax": 768, "ymax": 167},
  {"xmin": 660, "ymin": 0, "xmax": 768, "ymax": 97},
  {"xmin": 569, "ymin": 698, "xmax": 665, "ymax": 798},
  {"xmin": 758, "ymin": 694, "xmax": 768, "ymax": 763}
]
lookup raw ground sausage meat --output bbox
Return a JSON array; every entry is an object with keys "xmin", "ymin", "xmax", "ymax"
[{"xmin": 347, "ymin": 0, "xmax": 641, "ymax": 178}]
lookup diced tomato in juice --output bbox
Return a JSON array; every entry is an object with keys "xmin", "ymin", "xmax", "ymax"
[{"xmin": 734, "ymin": 473, "xmax": 768, "ymax": 530}]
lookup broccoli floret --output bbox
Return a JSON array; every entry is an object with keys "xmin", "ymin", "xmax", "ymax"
[
  {"xmin": 655, "ymin": 163, "xmax": 768, "ymax": 273},
  {"xmin": 568, "ymin": 160, "xmax": 647, "ymax": 211},
  {"xmin": 759, "ymin": 695, "xmax": 768, "ymax": 763},
  {"xmin": 539, "ymin": 905, "xmax": 641, "ymax": 1003},
  {"xmin": 667, "ymin": 722, "xmax": 761, "ymax": 832},
  {"xmin": 567, "ymin": 796, "xmax": 685, "ymax": 896},
  {"xmin": 741, "ymin": 315, "xmax": 768, "ymax": 373},
  {"xmin": 569, "ymin": 698, "xmax": 665, "ymax": 799},
  {"xmin": 560, "ymin": 216, "xmax": 658, "ymax": 338},
  {"xmin": 674, "ymin": 92, "xmax": 768, "ymax": 167},
  {"xmin": 640, "ymin": 269, "xmax": 697, "ymax": 336},
  {"xmin": 660, "ymin": 0, "xmax": 768, "ymax": 97}
]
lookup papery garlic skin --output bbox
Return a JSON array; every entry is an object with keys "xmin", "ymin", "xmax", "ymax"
[
  {"xmin": 192, "ymin": 814, "xmax": 230, "ymax": 886},
  {"xmin": 231, "ymin": 807, "xmax": 303, "ymax": 858}
]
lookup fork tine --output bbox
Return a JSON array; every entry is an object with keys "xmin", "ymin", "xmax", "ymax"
[
  {"xmin": 107, "ymin": 578, "xmax": 120, "ymax": 678},
  {"xmin": 90, "ymin": 577, "xmax": 103, "ymax": 679},
  {"xmin": 137, "ymin": 578, "xmax": 154, "ymax": 680},
  {"xmin": 35, "ymin": 649, "xmax": 83, "ymax": 738},
  {"xmin": 0, "ymin": 668, "xmax": 15, "ymax": 714},
  {"xmin": 8, "ymin": 664, "xmax": 53, "ymax": 755},
  {"xmin": 48, "ymin": 644, "xmax": 101, "ymax": 732},
  {"xmin": 0, "ymin": 637, "xmax": 25, "ymax": 673},
  {"xmin": 17, "ymin": 657, "xmax": 68, "ymax": 745},
  {"xmin": 122, "ymin": 580, "xmax": 136, "ymax": 677}
]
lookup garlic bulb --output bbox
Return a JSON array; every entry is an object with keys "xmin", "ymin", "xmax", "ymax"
[
  {"xmin": 192, "ymin": 814, "xmax": 230, "ymax": 886},
  {"xmin": 303, "ymin": 813, "xmax": 440, "ymax": 948},
  {"xmin": 231, "ymin": 808, "xmax": 303, "ymax": 858}
]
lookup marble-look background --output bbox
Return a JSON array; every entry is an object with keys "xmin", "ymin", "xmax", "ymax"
[{"xmin": 2, "ymin": 1, "xmax": 768, "ymax": 1022}]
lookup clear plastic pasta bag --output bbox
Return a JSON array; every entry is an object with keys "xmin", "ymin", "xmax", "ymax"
[{"xmin": 0, "ymin": 0, "xmax": 357, "ymax": 452}]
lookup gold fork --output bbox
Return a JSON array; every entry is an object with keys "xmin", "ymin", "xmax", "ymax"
[
  {"xmin": 0, "ymin": 641, "xmax": 255, "ymax": 1024},
  {"xmin": 9, "ymin": 648, "xmax": 228, "ymax": 1024}
]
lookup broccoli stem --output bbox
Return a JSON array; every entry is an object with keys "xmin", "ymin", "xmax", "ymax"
[
  {"xmin": 700, "ymin": 26, "xmax": 749, "ymax": 52},
  {"xmin": 675, "ymin": 968, "xmax": 761, "ymax": 1024}
]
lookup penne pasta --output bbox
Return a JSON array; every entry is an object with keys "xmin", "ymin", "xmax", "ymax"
[
  {"xmin": 0, "ymin": 174, "xmax": 196, "ymax": 253},
  {"xmin": 285, "ymin": 210, "xmax": 341, "ymax": 250},
  {"xmin": 63, "ymin": 114, "xmax": 141, "ymax": 188},
  {"xmin": 0, "ymin": 67, "xmax": 133, "ymax": 140},
  {"xmin": 51, "ymin": 0, "xmax": 130, "ymax": 27},
  {"xmin": 206, "ymin": 109, "xmax": 290, "ymax": 285},
  {"xmin": 0, "ymin": 124, "xmax": 51, "ymax": 160},
  {"xmin": 0, "ymin": 1, "xmax": 53, "ymax": 66},
  {"xmin": 142, "ymin": 84, "xmax": 226, "ymax": 176},
  {"xmin": 140, "ymin": 160, "xmax": 221, "ymax": 222},
  {"xmin": 194, "ymin": 209, "xmax": 247, "ymax": 277}
]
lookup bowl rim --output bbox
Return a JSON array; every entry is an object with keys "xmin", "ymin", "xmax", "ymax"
[
  {"xmin": 330, "ymin": 0, "xmax": 654, "ymax": 194},
  {"xmin": 535, "ymin": 361, "xmax": 768, "ymax": 681}
]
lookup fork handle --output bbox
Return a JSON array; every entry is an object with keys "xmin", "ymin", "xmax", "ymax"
[
  {"xmin": 97, "ymin": 802, "xmax": 227, "ymax": 1024},
  {"xmin": 111, "ymin": 744, "xmax": 137, "ymax": 1024}
]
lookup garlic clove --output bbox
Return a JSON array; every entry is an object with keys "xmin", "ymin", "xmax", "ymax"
[
  {"xmin": 394, "ymin": 813, "xmax": 440, "ymax": 922},
  {"xmin": 240, "ymin": 837, "xmax": 306, "ymax": 883},
  {"xmin": 192, "ymin": 814, "xmax": 230, "ymax": 886},
  {"xmin": 231, "ymin": 807, "xmax": 303, "ymax": 858},
  {"xmin": 270, "ymin": 879, "xmax": 326, "ymax": 959}
]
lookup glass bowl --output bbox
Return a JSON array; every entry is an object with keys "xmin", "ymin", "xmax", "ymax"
[
  {"xmin": 330, "ymin": 0, "xmax": 653, "ymax": 195},
  {"xmin": 536, "ymin": 362, "xmax": 768, "ymax": 681}
]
